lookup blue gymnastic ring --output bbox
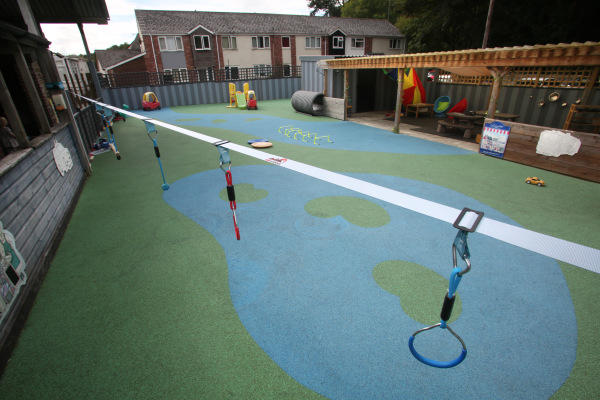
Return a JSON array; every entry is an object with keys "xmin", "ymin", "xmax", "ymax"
[{"xmin": 408, "ymin": 325, "xmax": 467, "ymax": 368}]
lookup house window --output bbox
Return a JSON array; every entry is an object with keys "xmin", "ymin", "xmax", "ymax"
[
  {"xmin": 282, "ymin": 36, "xmax": 290, "ymax": 48},
  {"xmin": 194, "ymin": 35, "xmax": 211, "ymax": 50},
  {"xmin": 306, "ymin": 36, "xmax": 321, "ymax": 48},
  {"xmin": 333, "ymin": 36, "xmax": 344, "ymax": 49},
  {"xmin": 158, "ymin": 36, "xmax": 183, "ymax": 51},
  {"xmin": 252, "ymin": 36, "xmax": 270, "ymax": 49},
  {"xmin": 222, "ymin": 36, "xmax": 237, "ymax": 50},
  {"xmin": 390, "ymin": 39, "xmax": 402, "ymax": 49},
  {"xmin": 351, "ymin": 38, "xmax": 365, "ymax": 49}
]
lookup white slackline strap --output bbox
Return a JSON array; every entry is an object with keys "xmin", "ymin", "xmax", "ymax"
[{"xmin": 79, "ymin": 95, "xmax": 600, "ymax": 274}]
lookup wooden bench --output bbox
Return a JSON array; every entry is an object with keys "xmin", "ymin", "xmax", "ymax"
[
  {"xmin": 486, "ymin": 119, "xmax": 600, "ymax": 183},
  {"xmin": 437, "ymin": 120, "xmax": 480, "ymax": 138},
  {"xmin": 406, "ymin": 103, "xmax": 434, "ymax": 118}
]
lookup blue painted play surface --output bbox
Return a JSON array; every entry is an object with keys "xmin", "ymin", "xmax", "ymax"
[
  {"xmin": 135, "ymin": 108, "xmax": 474, "ymax": 155},
  {"xmin": 164, "ymin": 165, "xmax": 576, "ymax": 400}
]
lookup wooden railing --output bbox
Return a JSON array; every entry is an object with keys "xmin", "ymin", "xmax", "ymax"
[{"xmin": 437, "ymin": 66, "xmax": 599, "ymax": 88}]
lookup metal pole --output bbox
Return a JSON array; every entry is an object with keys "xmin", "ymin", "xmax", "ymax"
[{"xmin": 77, "ymin": 22, "xmax": 103, "ymax": 100}]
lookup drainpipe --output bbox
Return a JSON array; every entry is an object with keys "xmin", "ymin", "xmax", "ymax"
[
  {"xmin": 216, "ymin": 35, "xmax": 221, "ymax": 69},
  {"xmin": 150, "ymin": 35, "xmax": 159, "ymax": 72}
]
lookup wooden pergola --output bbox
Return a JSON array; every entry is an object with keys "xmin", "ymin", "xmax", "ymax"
[{"xmin": 318, "ymin": 42, "xmax": 600, "ymax": 131}]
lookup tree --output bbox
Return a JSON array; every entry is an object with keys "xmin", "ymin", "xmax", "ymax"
[
  {"xmin": 342, "ymin": 0, "xmax": 402, "ymax": 22},
  {"xmin": 307, "ymin": 0, "xmax": 346, "ymax": 17},
  {"xmin": 107, "ymin": 42, "xmax": 130, "ymax": 51},
  {"xmin": 330, "ymin": 0, "xmax": 600, "ymax": 53}
]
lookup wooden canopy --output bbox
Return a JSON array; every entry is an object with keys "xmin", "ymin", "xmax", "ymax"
[
  {"xmin": 319, "ymin": 42, "xmax": 600, "ymax": 71},
  {"xmin": 318, "ymin": 42, "xmax": 600, "ymax": 130}
]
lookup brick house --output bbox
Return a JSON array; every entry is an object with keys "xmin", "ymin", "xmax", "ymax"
[
  {"xmin": 95, "ymin": 34, "xmax": 146, "ymax": 74},
  {"xmin": 133, "ymin": 10, "xmax": 405, "ymax": 80}
]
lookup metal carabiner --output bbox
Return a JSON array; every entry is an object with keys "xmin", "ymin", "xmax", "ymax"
[{"xmin": 453, "ymin": 229, "xmax": 471, "ymax": 276}]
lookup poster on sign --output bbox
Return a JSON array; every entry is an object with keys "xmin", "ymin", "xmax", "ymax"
[{"xmin": 479, "ymin": 121, "xmax": 511, "ymax": 158}]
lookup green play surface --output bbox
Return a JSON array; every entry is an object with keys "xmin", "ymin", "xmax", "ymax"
[{"xmin": 0, "ymin": 100, "xmax": 598, "ymax": 399}]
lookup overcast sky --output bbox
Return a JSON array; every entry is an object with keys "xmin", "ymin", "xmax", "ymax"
[{"xmin": 41, "ymin": 0, "xmax": 315, "ymax": 56}]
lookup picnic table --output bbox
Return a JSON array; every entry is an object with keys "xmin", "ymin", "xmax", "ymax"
[
  {"xmin": 406, "ymin": 103, "xmax": 434, "ymax": 118},
  {"xmin": 475, "ymin": 111, "xmax": 520, "ymax": 121},
  {"xmin": 437, "ymin": 112, "xmax": 485, "ymax": 138}
]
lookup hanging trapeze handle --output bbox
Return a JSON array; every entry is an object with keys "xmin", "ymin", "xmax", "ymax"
[{"xmin": 408, "ymin": 323, "xmax": 467, "ymax": 368}]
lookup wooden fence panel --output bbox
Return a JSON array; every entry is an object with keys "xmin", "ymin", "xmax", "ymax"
[{"xmin": 490, "ymin": 119, "xmax": 600, "ymax": 183}]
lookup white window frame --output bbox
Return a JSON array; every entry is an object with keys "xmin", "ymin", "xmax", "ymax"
[
  {"xmin": 389, "ymin": 39, "xmax": 402, "ymax": 49},
  {"xmin": 351, "ymin": 38, "xmax": 365, "ymax": 49},
  {"xmin": 281, "ymin": 36, "xmax": 291, "ymax": 49},
  {"xmin": 251, "ymin": 36, "xmax": 270, "ymax": 49},
  {"xmin": 221, "ymin": 36, "xmax": 237, "ymax": 50},
  {"xmin": 332, "ymin": 36, "xmax": 344, "ymax": 49},
  {"xmin": 305, "ymin": 36, "xmax": 321, "ymax": 49},
  {"xmin": 194, "ymin": 35, "xmax": 211, "ymax": 50},
  {"xmin": 158, "ymin": 36, "xmax": 183, "ymax": 51}
]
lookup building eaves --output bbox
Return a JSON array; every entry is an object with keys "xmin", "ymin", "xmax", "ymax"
[{"xmin": 96, "ymin": 48, "xmax": 144, "ymax": 70}]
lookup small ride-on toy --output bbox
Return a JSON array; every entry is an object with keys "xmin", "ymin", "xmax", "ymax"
[
  {"xmin": 247, "ymin": 90, "xmax": 258, "ymax": 110},
  {"xmin": 525, "ymin": 177, "xmax": 545, "ymax": 187},
  {"xmin": 142, "ymin": 92, "xmax": 161, "ymax": 111}
]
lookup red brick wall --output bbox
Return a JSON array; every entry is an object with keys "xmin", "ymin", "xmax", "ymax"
[
  {"xmin": 271, "ymin": 35, "xmax": 282, "ymax": 67},
  {"xmin": 291, "ymin": 36, "xmax": 297, "ymax": 67},
  {"xmin": 216, "ymin": 35, "xmax": 224, "ymax": 69},
  {"xmin": 182, "ymin": 36, "xmax": 195, "ymax": 70},
  {"xmin": 142, "ymin": 35, "xmax": 163, "ymax": 72},
  {"xmin": 110, "ymin": 56, "xmax": 147, "ymax": 74}
]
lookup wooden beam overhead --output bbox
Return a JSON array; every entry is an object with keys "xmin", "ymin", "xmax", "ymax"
[{"xmin": 320, "ymin": 42, "xmax": 600, "ymax": 72}]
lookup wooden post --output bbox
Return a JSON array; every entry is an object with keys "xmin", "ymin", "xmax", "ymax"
[
  {"xmin": 323, "ymin": 69, "xmax": 328, "ymax": 97},
  {"xmin": 0, "ymin": 70, "xmax": 29, "ymax": 148},
  {"xmin": 14, "ymin": 43, "xmax": 52, "ymax": 135},
  {"xmin": 486, "ymin": 67, "xmax": 510, "ymax": 118},
  {"xmin": 78, "ymin": 23, "xmax": 102, "ymax": 100},
  {"xmin": 482, "ymin": 0, "xmax": 496, "ymax": 48},
  {"xmin": 63, "ymin": 89, "xmax": 92, "ymax": 175},
  {"xmin": 393, "ymin": 68, "xmax": 404, "ymax": 133},
  {"xmin": 580, "ymin": 66, "xmax": 599, "ymax": 105},
  {"xmin": 344, "ymin": 69, "xmax": 349, "ymax": 120}
]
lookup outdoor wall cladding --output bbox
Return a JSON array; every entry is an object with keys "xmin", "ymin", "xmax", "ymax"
[
  {"xmin": 0, "ymin": 126, "xmax": 85, "ymax": 343},
  {"xmin": 101, "ymin": 78, "xmax": 301, "ymax": 110}
]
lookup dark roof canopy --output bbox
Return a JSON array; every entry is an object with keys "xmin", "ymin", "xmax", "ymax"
[{"xmin": 0, "ymin": 0, "xmax": 109, "ymax": 31}]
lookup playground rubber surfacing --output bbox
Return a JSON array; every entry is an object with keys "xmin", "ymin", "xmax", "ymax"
[{"xmin": 0, "ymin": 100, "xmax": 598, "ymax": 399}]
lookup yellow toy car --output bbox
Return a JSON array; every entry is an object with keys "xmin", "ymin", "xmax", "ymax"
[{"xmin": 525, "ymin": 177, "xmax": 545, "ymax": 186}]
